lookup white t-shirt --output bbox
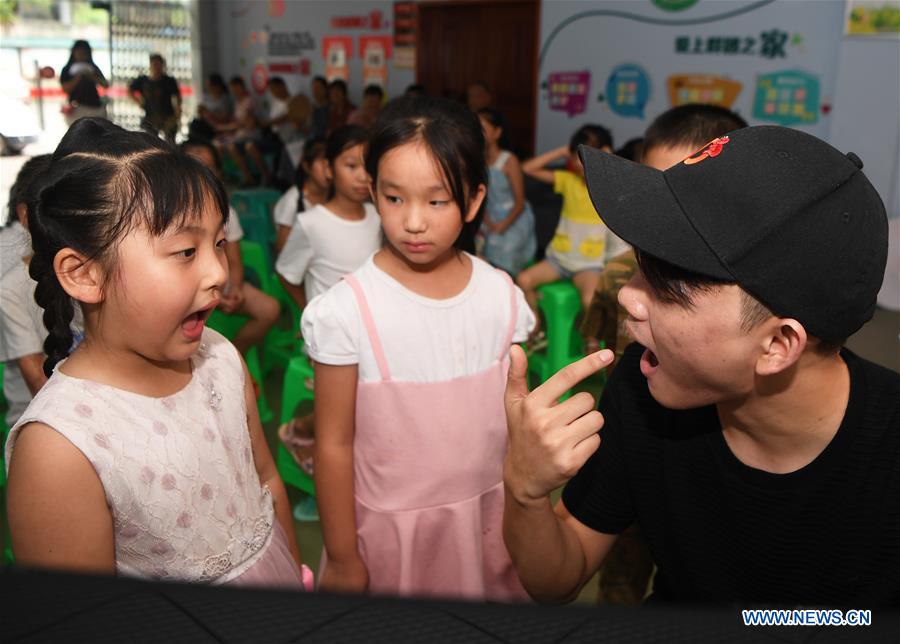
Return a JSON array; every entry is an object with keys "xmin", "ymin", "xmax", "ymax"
[
  {"xmin": 1, "ymin": 222, "xmax": 30, "ymax": 277},
  {"xmin": 275, "ymin": 203, "xmax": 382, "ymax": 303},
  {"xmin": 302, "ymin": 253, "xmax": 535, "ymax": 383},
  {"xmin": 268, "ymin": 96, "xmax": 296, "ymax": 143},
  {"xmin": 273, "ymin": 186, "xmax": 314, "ymax": 228},
  {"xmin": 0, "ymin": 261, "xmax": 45, "ymax": 426},
  {"xmin": 224, "ymin": 206, "xmax": 244, "ymax": 242}
]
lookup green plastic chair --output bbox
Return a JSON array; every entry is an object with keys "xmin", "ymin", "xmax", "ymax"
[
  {"xmin": 230, "ymin": 189, "xmax": 281, "ymax": 255},
  {"xmin": 222, "ymin": 152, "xmax": 277, "ymax": 185},
  {"xmin": 265, "ymin": 278, "xmax": 304, "ymax": 372},
  {"xmin": 205, "ymin": 310, "xmax": 274, "ymax": 424},
  {"xmin": 276, "ymin": 354, "xmax": 315, "ymax": 497},
  {"xmin": 238, "ymin": 240, "xmax": 274, "ymax": 294},
  {"xmin": 527, "ymin": 280, "xmax": 586, "ymax": 401}
]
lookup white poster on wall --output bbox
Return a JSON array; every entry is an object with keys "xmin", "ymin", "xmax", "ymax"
[{"xmin": 535, "ymin": 0, "xmax": 846, "ymax": 152}]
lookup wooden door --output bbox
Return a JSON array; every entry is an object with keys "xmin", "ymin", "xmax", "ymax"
[{"xmin": 416, "ymin": 0, "xmax": 539, "ymax": 157}]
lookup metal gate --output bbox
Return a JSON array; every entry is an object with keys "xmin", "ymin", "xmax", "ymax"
[{"xmin": 105, "ymin": 0, "xmax": 196, "ymax": 136}]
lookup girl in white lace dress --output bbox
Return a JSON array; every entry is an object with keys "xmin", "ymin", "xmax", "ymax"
[{"xmin": 4, "ymin": 118, "xmax": 310, "ymax": 589}]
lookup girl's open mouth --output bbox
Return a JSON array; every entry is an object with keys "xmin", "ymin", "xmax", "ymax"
[{"xmin": 182, "ymin": 307, "xmax": 213, "ymax": 340}]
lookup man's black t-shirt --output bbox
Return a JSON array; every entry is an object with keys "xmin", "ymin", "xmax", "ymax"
[
  {"xmin": 563, "ymin": 343, "xmax": 900, "ymax": 606},
  {"xmin": 129, "ymin": 74, "xmax": 180, "ymax": 120}
]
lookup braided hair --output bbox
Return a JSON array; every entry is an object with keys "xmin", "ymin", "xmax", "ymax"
[
  {"xmin": 29, "ymin": 117, "xmax": 229, "ymax": 376},
  {"xmin": 295, "ymin": 137, "xmax": 327, "ymax": 213}
]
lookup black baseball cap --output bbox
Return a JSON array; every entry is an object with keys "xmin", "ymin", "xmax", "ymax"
[{"xmin": 579, "ymin": 126, "xmax": 888, "ymax": 341}]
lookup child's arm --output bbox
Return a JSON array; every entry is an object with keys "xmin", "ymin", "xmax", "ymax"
[
  {"xmin": 313, "ymin": 361, "xmax": 369, "ymax": 593},
  {"xmin": 522, "ymin": 145, "xmax": 569, "ymax": 185},
  {"xmin": 7, "ymin": 422, "xmax": 115, "ymax": 573},
  {"xmin": 491, "ymin": 155, "xmax": 528, "ymax": 234},
  {"xmin": 275, "ymin": 225, "xmax": 292, "ymax": 254},
  {"xmin": 241, "ymin": 358, "xmax": 303, "ymax": 571},
  {"xmin": 275, "ymin": 221, "xmax": 314, "ymax": 310},
  {"xmin": 17, "ymin": 353, "xmax": 48, "ymax": 395},
  {"xmin": 220, "ymin": 241, "xmax": 246, "ymax": 314}
]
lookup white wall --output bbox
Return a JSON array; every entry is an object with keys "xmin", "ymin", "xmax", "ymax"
[
  {"xmin": 533, "ymin": 0, "xmax": 898, "ymax": 216},
  {"xmin": 828, "ymin": 35, "xmax": 900, "ymax": 219},
  {"xmin": 535, "ymin": 0, "xmax": 845, "ymax": 149},
  {"xmin": 210, "ymin": 0, "xmax": 414, "ymax": 104}
]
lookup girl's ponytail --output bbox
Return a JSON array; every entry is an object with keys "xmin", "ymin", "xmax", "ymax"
[
  {"xmin": 28, "ymin": 176, "xmax": 76, "ymax": 376},
  {"xmin": 295, "ymin": 137, "xmax": 327, "ymax": 214},
  {"xmin": 29, "ymin": 251, "xmax": 74, "ymax": 377}
]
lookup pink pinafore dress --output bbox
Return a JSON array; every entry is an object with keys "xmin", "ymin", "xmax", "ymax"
[{"xmin": 331, "ymin": 273, "xmax": 528, "ymax": 601}]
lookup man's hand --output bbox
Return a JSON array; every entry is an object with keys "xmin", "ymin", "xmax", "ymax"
[{"xmin": 504, "ymin": 345, "xmax": 613, "ymax": 507}]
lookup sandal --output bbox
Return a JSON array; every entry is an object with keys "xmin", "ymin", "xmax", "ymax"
[
  {"xmin": 278, "ymin": 418, "xmax": 315, "ymax": 477},
  {"xmin": 525, "ymin": 329, "xmax": 548, "ymax": 355}
]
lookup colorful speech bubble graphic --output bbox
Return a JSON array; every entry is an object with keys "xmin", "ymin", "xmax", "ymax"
[
  {"xmin": 606, "ymin": 64, "xmax": 650, "ymax": 118},
  {"xmin": 547, "ymin": 71, "xmax": 591, "ymax": 117},
  {"xmin": 667, "ymin": 74, "xmax": 742, "ymax": 108},
  {"xmin": 752, "ymin": 70, "xmax": 820, "ymax": 126}
]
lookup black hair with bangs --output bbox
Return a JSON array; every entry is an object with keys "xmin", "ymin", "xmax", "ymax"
[
  {"xmin": 634, "ymin": 248, "xmax": 731, "ymax": 309},
  {"xmin": 7, "ymin": 154, "xmax": 51, "ymax": 226},
  {"xmin": 29, "ymin": 117, "xmax": 228, "ymax": 375},
  {"xmin": 325, "ymin": 124, "xmax": 369, "ymax": 200},
  {"xmin": 366, "ymin": 96, "xmax": 487, "ymax": 253}
]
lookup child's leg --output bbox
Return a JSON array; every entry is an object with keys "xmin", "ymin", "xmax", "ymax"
[
  {"xmin": 245, "ymin": 140, "xmax": 272, "ymax": 184},
  {"xmin": 515, "ymin": 259, "xmax": 561, "ymax": 319},
  {"xmin": 572, "ymin": 270, "xmax": 602, "ymax": 314},
  {"xmin": 227, "ymin": 141, "xmax": 255, "ymax": 186},
  {"xmin": 233, "ymin": 283, "xmax": 281, "ymax": 354}
]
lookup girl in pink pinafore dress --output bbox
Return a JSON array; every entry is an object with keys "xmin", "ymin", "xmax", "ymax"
[
  {"xmin": 302, "ymin": 96, "xmax": 535, "ymax": 600},
  {"xmin": 5, "ymin": 118, "xmax": 311, "ymax": 589}
]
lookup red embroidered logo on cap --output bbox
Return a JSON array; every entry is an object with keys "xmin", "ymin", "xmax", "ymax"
[{"xmin": 683, "ymin": 136, "xmax": 730, "ymax": 165}]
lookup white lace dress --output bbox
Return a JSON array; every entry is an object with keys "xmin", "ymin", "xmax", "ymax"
[{"xmin": 5, "ymin": 328, "xmax": 303, "ymax": 588}]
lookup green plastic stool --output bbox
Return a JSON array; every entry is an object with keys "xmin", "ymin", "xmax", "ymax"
[
  {"xmin": 276, "ymin": 355, "xmax": 315, "ymax": 497},
  {"xmin": 230, "ymin": 189, "xmax": 280, "ymax": 248},
  {"xmin": 221, "ymin": 152, "xmax": 277, "ymax": 185},
  {"xmin": 264, "ymin": 278, "xmax": 304, "ymax": 372},
  {"xmin": 527, "ymin": 280, "xmax": 584, "ymax": 401},
  {"xmin": 205, "ymin": 310, "xmax": 274, "ymax": 424},
  {"xmin": 237, "ymin": 241, "xmax": 302, "ymax": 374},
  {"xmin": 238, "ymin": 240, "xmax": 275, "ymax": 295}
]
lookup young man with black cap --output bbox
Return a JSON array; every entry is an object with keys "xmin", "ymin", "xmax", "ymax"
[{"xmin": 502, "ymin": 126, "xmax": 898, "ymax": 606}]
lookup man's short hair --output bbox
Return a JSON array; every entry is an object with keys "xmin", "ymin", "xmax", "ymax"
[
  {"xmin": 635, "ymin": 249, "xmax": 843, "ymax": 354},
  {"xmin": 363, "ymin": 84, "xmax": 384, "ymax": 99},
  {"xmin": 149, "ymin": 53, "xmax": 164, "ymax": 64},
  {"xmin": 644, "ymin": 104, "xmax": 747, "ymax": 154}
]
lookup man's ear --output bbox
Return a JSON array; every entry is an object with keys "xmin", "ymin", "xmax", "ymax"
[
  {"xmin": 463, "ymin": 184, "xmax": 487, "ymax": 223},
  {"xmin": 755, "ymin": 318, "xmax": 807, "ymax": 376},
  {"xmin": 53, "ymin": 248, "xmax": 105, "ymax": 304}
]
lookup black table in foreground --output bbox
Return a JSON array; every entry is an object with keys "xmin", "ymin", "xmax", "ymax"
[{"xmin": 1, "ymin": 568, "xmax": 897, "ymax": 643}]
